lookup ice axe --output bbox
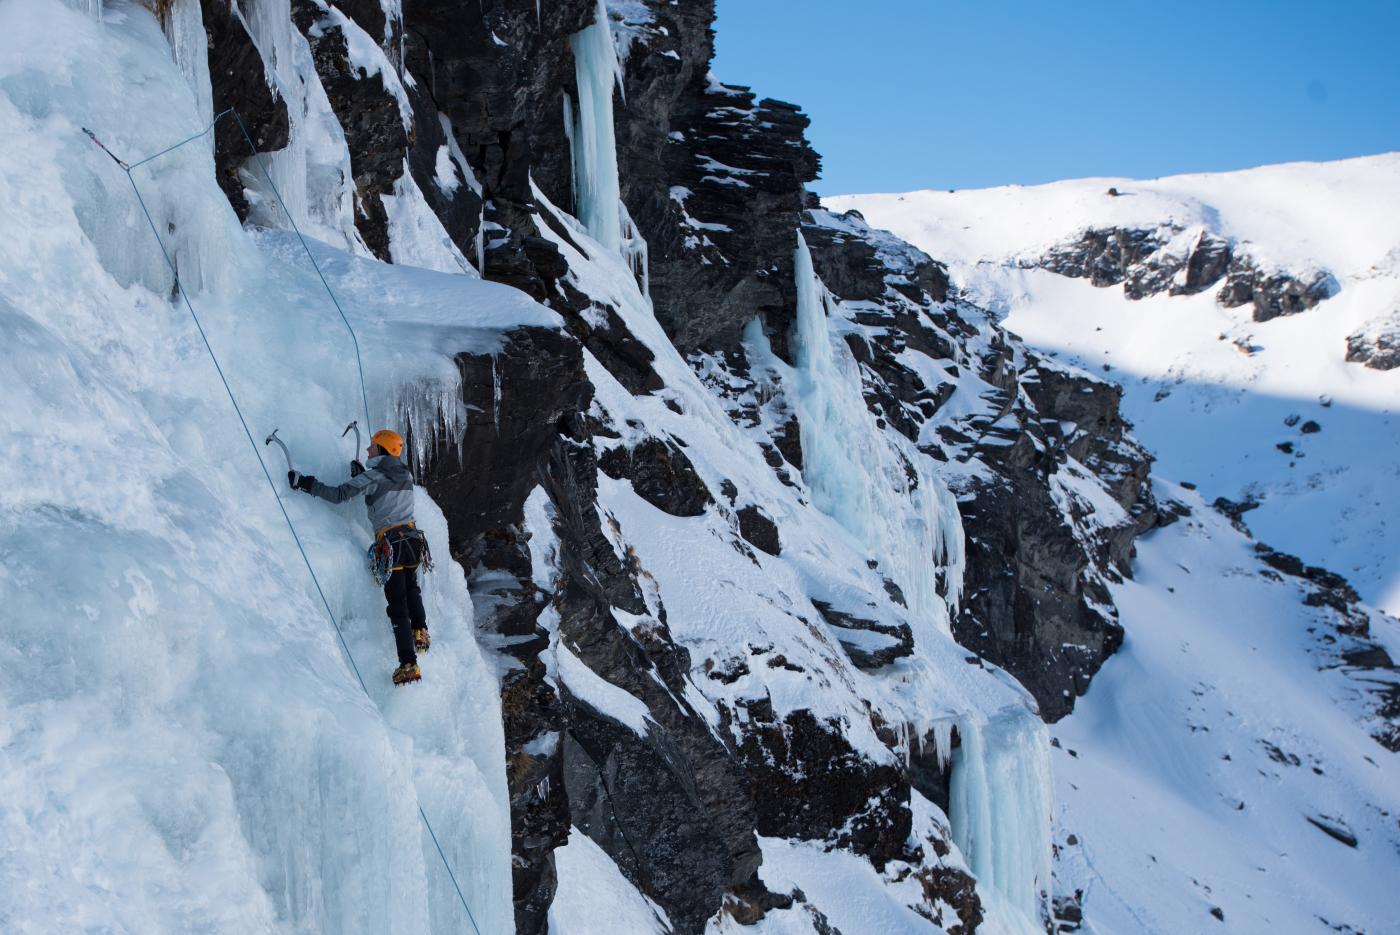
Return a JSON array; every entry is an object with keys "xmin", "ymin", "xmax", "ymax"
[
  {"xmin": 264, "ymin": 429, "xmax": 295, "ymax": 473},
  {"xmin": 342, "ymin": 420, "xmax": 362, "ymax": 459}
]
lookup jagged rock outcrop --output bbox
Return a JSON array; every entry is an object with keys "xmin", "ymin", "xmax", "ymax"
[
  {"xmin": 1039, "ymin": 225, "xmax": 1338, "ymax": 322},
  {"xmin": 610, "ymin": 0, "xmax": 820, "ymax": 354},
  {"xmin": 1346, "ymin": 313, "xmax": 1400, "ymax": 370},
  {"xmin": 420, "ymin": 325, "xmax": 585, "ymax": 933},
  {"xmin": 950, "ymin": 351, "xmax": 1157, "ymax": 721}
]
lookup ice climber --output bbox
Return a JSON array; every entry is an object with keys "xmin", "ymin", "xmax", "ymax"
[{"xmin": 288, "ymin": 428, "xmax": 431, "ymax": 685}]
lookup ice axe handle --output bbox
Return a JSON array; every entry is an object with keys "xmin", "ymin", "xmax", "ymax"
[
  {"xmin": 265, "ymin": 429, "xmax": 294, "ymax": 473},
  {"xmin": 342, "ymin": 420, "xmax": 361, "ymax": 458}
]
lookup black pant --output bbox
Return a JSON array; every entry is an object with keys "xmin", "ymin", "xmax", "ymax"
[{"xmin": 384, "ymin": 567, "xmax": 426, "ymax": 665}]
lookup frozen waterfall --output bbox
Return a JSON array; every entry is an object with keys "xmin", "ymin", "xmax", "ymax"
[
  {"xmin": 568, "ymin": 0, "xmax": 624, "ymax": 253},
  {"xmin": 950, "ymin": 711, "xmax": 1054, "ymax": 933},
  {"xmin": 789, "ymin": 231, "xmax": 962, "ymax": 630},
  {"xmin": 567, "ymin": 0, "xmax": 647, "ymax": 296}
]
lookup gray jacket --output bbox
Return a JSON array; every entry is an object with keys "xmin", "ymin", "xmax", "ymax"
[{"xmin": 309, "ymin": 454, "xmax": 416, "ymax": 535}]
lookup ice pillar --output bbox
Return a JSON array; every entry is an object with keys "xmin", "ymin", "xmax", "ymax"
[
  {"xmin": 949, "ymin": 711, "xmax": 1054, "ymax": 932},
  {"xmin": 568, "ymin": 0, "xmax": 624, "ymax": 253}
]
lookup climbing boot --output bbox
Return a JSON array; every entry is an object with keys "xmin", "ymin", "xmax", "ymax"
[
  {"xmin": 414, "ymin": 627, "xmax": 431, "ymax": 654},
  {"xmin": 392, "ymin": 662, "xmax": 421, "ymax": 685}
]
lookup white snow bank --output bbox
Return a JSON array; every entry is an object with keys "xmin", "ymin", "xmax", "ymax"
[{"xmin": 548, "ymin": 829, "xmax": 671, "ymax": 934}]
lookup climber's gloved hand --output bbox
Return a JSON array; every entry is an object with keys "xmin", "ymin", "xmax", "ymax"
[
  {"xmin": 350, "ymin": 459, "xmax": 365, "ymax": 477},
  {"xmin": 288, "ymin": 470, "xmax": 316, "ymax": 493}
]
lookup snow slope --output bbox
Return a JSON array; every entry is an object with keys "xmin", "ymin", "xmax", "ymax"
[
  {"xmin": 838, "ymin": 159, "xmax": 1400, "ymax": 932},
  {"xmin": 832, "ymin": 156, "xmax": 1400, "ymax": 615},
  {"xmin": 1055, "ymin": 485, "xmax": 1400, "ymax": 934},
  {"xmin": 0, "ymin": 1, "xmax": 550, "ymax": 930}
]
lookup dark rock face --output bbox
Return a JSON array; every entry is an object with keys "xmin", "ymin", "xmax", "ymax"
[
  {"xmin": 735, "ymin": 702, "xmax": 910, "ymax": 867},
  {"xmin": 736, "ymin": 504, "xmax": 780, "ymax": 555},
  {"xmin": 599, "ymin": 436, "xmax": 714, "ymax": 517},
  {"xmin": 1172, "ymin": 231, "xmax": 1232, "ymax": 296},
  {"xmin": 952, "ymin": 353, "xmax": 1158, "ymax": 720},
  {"xmin": 539, "ymin": 434, "xmax": 773, "ymax": 934},
  {"xmin": 1216, "ymin": 256, "xmax": 1338, "ymax": 322},
  {"xmin": 199, "ymin": 0, "xmax": 289, "ymax": 219},
  {"xmin": 1346, "ymin": 313, "xmax": 1400, "ymax": 370},
  {"xmin": 1038, "ymin": 225, "xmax": 1338, "ymax": 322},
  {"xmin": 1040, "ymin": 226, "xmax": 1175, "ymax": 298},
  {"xmin": 610, "ymin": 0, "xmax": 820, "ymax": 354},
  {"xmin": 419, "ymin": 325, "xmax": 585, "ymax": 934}
]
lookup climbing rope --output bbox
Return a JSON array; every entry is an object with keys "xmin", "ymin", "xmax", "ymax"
[{"xmin": 84, "ymin": 115, "xmax": 483, "ymax": 935}]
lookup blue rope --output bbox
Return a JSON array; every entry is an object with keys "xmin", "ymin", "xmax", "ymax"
[
  {"xmin": 122, "ymin": 168, "xmax": 372, "ymax": 693},
  {"xmin": 86, "ymin": 119, "xmax": 484, "ymax": 935}
]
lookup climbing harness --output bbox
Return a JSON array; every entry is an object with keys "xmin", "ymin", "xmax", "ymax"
[
  {"xmin": 83, "ymin": 115, "xmax": 482, "ymax": 935},
  {"xmin": 369, "ymin": 522, "xmax": 433, "ymax": 586}
]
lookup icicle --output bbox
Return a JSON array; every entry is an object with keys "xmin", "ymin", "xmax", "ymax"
[
  {"xmin": 66, "ymin": 0, "xmax": 102, "ymax": 22},
  {"xmin": 476, "ymin": 205, "xmax": 486, "ymax": 277},
  {"xmin": 159, "ymin": 0, "xmax": 215, "ymax": 133},
  {"xmin": 935, "ymin": 481, "xmax": 967, "ymax": 614},
  {"xmin": 620, "ymin": 201, "xmax": 650, "ymax": 297},
  {"xmin": 236, "ymin": 0, "xmax": 362, "ymax": 252},
  {"xmin": 567, "ymin": 0, "xmax": 624, "ymax": 253},
  {"xmin": 949, "ymin": 711, "xmax": 1054, "ymax": 934}
]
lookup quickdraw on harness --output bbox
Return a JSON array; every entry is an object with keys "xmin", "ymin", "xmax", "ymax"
[{"xmin": 367, "ymin": 522, "xmax": 434, "ymax": 586}]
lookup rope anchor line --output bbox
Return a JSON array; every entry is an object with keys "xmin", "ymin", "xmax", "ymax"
[{"xmin": 82, "ymin": 116, "xmax": 484, "ymax": 935}]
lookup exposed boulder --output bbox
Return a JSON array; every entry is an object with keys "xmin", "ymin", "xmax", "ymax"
[
  {"xmin": 598, "ymin": 436, "xmax": 714, "ymax": 517},
  {"xmin": 811, "ymin": 599, "xmax": 914, "ymax": 670},
  {"xmin": 1346, "ymin": 313, "xmax": 1400, "ymax": 370},
  {"xmin": 736, "ymin": 504, "xmax": 780, "ymax": 556},
  {"xmin": 1170, "ymin": 231, "xmax": 1233, "ymax": 296}
]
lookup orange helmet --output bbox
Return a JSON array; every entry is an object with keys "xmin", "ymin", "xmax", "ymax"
[{"xmin": 371, "ymin": 429, "xmax": 404, "ymax": 458}]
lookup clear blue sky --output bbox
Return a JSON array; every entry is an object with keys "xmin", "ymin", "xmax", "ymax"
[{"xmin": 711, "ymin": 0, "xmax": 1400, "ymax": 195}]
